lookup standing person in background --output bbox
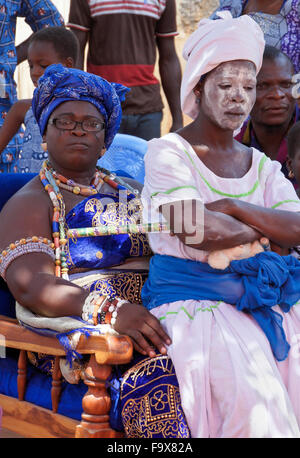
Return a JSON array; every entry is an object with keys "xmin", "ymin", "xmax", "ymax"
[
  {"xmin": 211, "ymin": 1, "xmax": 300, "ymax": 73},
  {"xmin": 67, "ymin": 0, "xmax": 183, "ymax": 140},
  {"xmin": 0, "ymin": 0, "xmax": 64, "ymax": 173},
  {"xmin": 235, "ymin": 45, "xmax": 299, "ymax": 186}
]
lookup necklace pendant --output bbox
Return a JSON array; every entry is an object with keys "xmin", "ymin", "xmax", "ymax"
[{"xmin": 73, "ymin": 186, "xmax": 81, "ymax": 195}]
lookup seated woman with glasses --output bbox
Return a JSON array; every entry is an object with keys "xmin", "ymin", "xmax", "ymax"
[{"xmin": 0, "ymin": 64, "xmax": 190, "ymax": 437}]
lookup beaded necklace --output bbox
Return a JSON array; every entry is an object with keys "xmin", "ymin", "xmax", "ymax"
[{"xmin": 39, "ymin": 160, "xmax": 139, "ymax": 280}]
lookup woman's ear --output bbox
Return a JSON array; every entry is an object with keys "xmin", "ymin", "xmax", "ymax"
[
  {"xmin": 193, "ymin": 81, "xmax": 203, "ymax": 102},
  {"xmin": 99, "ymin": 146, "xmax": 106, "ymax": 159},
  {"xmin": 42, "ymin": 133, "xmax": 47, "ymax": 152}
]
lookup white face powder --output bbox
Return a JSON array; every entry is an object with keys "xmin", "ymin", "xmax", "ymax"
[{"xmin": 200, "ymin": 61, "xmax": 257, "ymax": 131}]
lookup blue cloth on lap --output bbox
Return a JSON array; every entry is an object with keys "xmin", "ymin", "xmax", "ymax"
[{"xmin": 142, "ymin": 253, "xmax": 300, "ymax": 362}]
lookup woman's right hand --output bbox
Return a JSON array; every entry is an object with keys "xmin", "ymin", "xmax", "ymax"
[{"xmin": 113, "ymin": 303, "xmax": 172, "ymax": 358}]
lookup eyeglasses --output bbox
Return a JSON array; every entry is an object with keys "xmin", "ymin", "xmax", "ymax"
[{"xmin": 48, "ymin": 117, "xmax": 105, "ymax": 132}]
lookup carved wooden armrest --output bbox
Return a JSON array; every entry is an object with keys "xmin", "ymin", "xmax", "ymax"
[
  {"xmin": 0, "ymin": 315, "xmax": 132, "ymax": 363},
  {"xmin": 0, "ymin": 314, "xmax": 133, "ymax": 438}
]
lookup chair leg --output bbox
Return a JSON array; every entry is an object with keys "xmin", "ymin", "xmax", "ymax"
[
  {"xmin": 75, "ymin": 354, "xmax": 123, "ymax": 438},
  {"xmin": 51, "ymin": 356, "xmax": 62, "ymax": 413},
  {"xmin": 17, "ymin": 350, "xmax": 27, "ymax": 401}
]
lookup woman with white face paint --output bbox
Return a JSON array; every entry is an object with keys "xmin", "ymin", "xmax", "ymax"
[{"xmin": 141, "ymin": 11, "xmax": 300, "ymax": 438}]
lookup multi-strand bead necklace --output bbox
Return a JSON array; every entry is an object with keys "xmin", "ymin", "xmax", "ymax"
[{"xmin": 39, "ymin": 160, "xmax": 139, "ymax": 280}]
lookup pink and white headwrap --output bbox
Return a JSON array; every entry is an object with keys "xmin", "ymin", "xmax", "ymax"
[{"xmin": 181, "ymin": 11, "xmax": 265, "ymax": 120}]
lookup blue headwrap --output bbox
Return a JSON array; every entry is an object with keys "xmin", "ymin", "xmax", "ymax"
[{"xmin": 32, "ymin": 64, "xmax": 130, "ymax": 149}]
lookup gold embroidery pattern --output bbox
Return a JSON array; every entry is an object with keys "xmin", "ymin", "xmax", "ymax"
[
  {"xmin": 84, "ymin": 198, "xmax": 104, "ymax": 227},
  {"xmin": 121, "ymin": 356, "xmax": 190, "ymax": 438},
  {"xmin": 79, "ymin": 272, "xmax": 147, "ymax": 304},
  {"xmin": 128, "ymin": 198, "xmax": 152, "ymax": 255},
  {"xmin": 128, "ymin": 232, "xmax": 151, "ymax": 257},
  {"xmin": 92, "ymin": 198, "xmax": 151, "ymax": 257},
  {"xmin": 122, "ymin": 355, "xmax": 172, "ymax": 390},
  {"xmin": 102, "ymin": 199, "xmax": 140, "ymax": 225},
  {"xmin": 27, "ymin": 351, "xmax": 55, "ymax": 375}
]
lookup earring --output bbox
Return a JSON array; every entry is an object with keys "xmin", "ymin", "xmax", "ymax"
[
  {"xmin": 99, "ymin": 147, "xmax": 106, "ymax": 158},
  {"xmin": 288, "ymin": 169, "xmax": 295, "ymax": 179},
  {"xmin": 194, "ymin": 93, "xmax": 201, "ymax": 104}
]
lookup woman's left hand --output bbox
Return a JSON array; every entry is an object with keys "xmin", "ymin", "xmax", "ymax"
[{"xmin": 113, "ymin": 303, "xmax": 172, "ymax": 358}]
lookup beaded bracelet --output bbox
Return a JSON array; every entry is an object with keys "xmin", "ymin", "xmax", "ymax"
[
  {"xmin": 82, "ymin": 291, "xmax": 109, "ymax": 325},
  {"xmin": 0, "ymin": 236, "xmax": 55, "ymax": 280},
  {"xmin": 110, "ymin": 299, "xmax": 128, "ymax": 327},
  {"xmin": 81, "ymin": 291, "xmax": 128, "ymax": 327}
]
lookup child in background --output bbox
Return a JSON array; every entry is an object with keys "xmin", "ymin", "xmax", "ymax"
[
  {"xmin": 0, "ymin": 27, "xmax": 79, "ymax": 173},
  {"xmin": 287, "ymin": 121, "xmax": 300, "ymax": 197}
]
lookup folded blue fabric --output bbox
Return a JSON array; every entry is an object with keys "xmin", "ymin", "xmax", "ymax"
[{"xmin": 142, "ymin": 252, "xmax": 300, "ymax": 361}]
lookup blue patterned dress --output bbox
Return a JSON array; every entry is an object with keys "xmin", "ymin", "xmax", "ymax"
[{"xmin": 15, "ymin": 107, "xmax": 47, "ymax": 173}]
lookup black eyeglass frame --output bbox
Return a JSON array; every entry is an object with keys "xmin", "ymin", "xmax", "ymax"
[{"xmin": 48, "ymin": 117, "xmax": 105, "ymax": 132}]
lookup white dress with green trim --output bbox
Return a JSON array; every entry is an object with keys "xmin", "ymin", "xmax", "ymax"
[{"xmin": 141, "ymin": 132, "xmax": 300, "ymax": 438}]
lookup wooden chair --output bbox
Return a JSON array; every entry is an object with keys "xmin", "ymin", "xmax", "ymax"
[{"xmin": 0, "ymin": 314, "xmax": 132, "ymax": 438}]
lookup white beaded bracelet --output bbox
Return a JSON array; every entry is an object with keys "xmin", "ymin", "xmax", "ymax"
[
  {"xmin": 82, "ymin": 291, "xmax": 102, "ymax": 324},
  {"xmin": 82, "ymin": 293, "xmax": 128, "ymax": 327},
  {"xmin": 110, "ymin": 299, "xmax": 128, "ymax": 327}
]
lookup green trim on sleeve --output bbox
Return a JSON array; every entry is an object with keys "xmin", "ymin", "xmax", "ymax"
[
  {"xmin": 271, "ymin": 199, "xmax": 300, "ymax": 209},
  {"xmin": 150, "ymin": 185, "xmax": 198, "ymax": 199},
  {"xmin": 158, "ymin": 301, "xmax": 222, "ymax": 321}
]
